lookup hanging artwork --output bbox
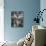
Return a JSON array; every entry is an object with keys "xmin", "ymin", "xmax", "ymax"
[{"xmin": 11, "ymin": 11, "xmax": 24, "ymax": 27}]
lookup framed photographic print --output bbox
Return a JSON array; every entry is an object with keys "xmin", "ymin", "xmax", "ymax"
[{"xmin": 11, "ymin": 11, "xmax": 24, "ymax": 27}]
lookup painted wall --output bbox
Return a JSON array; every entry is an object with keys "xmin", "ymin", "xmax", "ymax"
[
  {"xmin": 0, "ymin": 0, "xmax": 4, "ymax": 42},
  {"xmin": 4, "ymin": 0, "xmax": 40, "ymax": 42},
  {"xmin": 40, "ymin": 0, "xmax": 46, "ymax": 27}
]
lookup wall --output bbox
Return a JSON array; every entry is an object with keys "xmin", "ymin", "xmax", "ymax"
[
  {"xmin": 40, "ymin": 0, "xmax": 46, "ymax": 27},
  {"xmin": 0, "ymin": 0, "xmax": 4, "ymax": 42},
  {"xmin": 4, "ymin": 0, "xmax": 40, "ymax": 42}
]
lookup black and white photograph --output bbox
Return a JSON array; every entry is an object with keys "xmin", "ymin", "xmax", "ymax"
[{"xmin": 11, "ymin": 11, "xmax": 24, "ymax": 27}]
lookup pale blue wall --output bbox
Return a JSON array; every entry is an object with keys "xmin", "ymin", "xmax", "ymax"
[
  {"xmin": 40, "ymin": 0, "xmax": 46, "ymax": 27},
  {"xmin": 4, "ymin": 0, "xmax": 40, "ymax": 42}
]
